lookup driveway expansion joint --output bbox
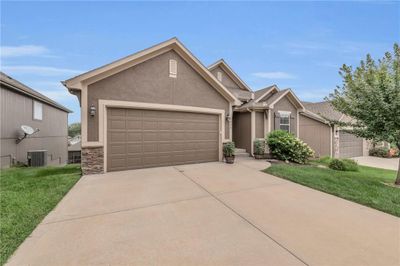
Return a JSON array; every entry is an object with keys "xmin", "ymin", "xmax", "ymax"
[
  {"xmin": 44, "ymin": 194, "xmax": 211, "ymax": 225},
  {"xmin": 173, "ymin": 166, "xmax": 310, "ymax": 266}
]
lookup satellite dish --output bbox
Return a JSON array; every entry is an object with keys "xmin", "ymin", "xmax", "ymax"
[
  {"xmin": 16, "ymin": 125, "xmax": 39, "ymax": 144},
  {"xmin": 21, "ymin": 125, "xmax": 35, "ymax": 135}
]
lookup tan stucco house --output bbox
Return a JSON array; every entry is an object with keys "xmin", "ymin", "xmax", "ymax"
[
  {"xmin": 63, "ymin": 38, "xmax": 366, "ymax": 175},
  {"xmin": 1, "ymin": 72, "xmax": 71, "ymax": 168}
]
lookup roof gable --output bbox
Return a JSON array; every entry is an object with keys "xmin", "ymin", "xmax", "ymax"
[
  {"xmin": 208, "ymin": 59, "xmax": 252, "ymax": 92},
  {"xmin": 0, "ymin": 72, "xmax": 71, "ymax": 113},
  {"xmin": 63, "ymin": 38, "xmax": 240, "ymax": 105},
  {"xmin": 267, "ymin": 89, "xmax": 305, "ymax": 110},
  {"xmin": 254, "ymin": 85, "xmax": 279, "ymax": 102}
]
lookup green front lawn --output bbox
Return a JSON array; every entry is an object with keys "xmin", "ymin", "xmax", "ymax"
[
  {"xmin": 264, "ymin": 161, "xmax": 400, "ymax": 217},
  {"xmin": 0, "ymin": 165, "xmax": 81, "ymax": 265}
]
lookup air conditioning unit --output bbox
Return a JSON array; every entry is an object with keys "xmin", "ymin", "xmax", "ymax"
[{"xmin": 27, "ymin": 150, "xmax": 48, "ymax": 167}]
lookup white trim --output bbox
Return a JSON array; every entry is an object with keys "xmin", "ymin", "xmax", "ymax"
[
  {"xmin": 278, "ymin": 111, "xmax": 291, "ymax": 132},
  {"xmin": 229, "ymin": 103, "xmax": 233, "ymax": 140},
  {"xmin": 269, "ymin": 89, "xmax": 305, "ymax": 110},
  {"xmin": 330, "ymin": 126, "xmax": 333, "ymax": 157},
  {"xmin": 263, "ymin": 110, "xmax": 267, "ymax": 137},
  {"xmin": 296, "ymin": 110, "xmax": 299, "ymax": 137},
  {"xmin": 267, "ymin": 109, "xmax": 271, "ymax": 133},
  {"xmin": 96, "ymin": 100, "xmax": 225, "ymax": 173},
  {"xmin": 254, "ymin": 86, "xmax": 278, "ymax": 103},
  {"xmin": 251, "ymin": 111, "xmax": 255, "ymax": 155},
  {"xmin": 64, "ymin": 38, "xmax": 240, "ymax": 106}
]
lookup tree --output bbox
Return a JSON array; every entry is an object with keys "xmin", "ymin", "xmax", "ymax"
[
  {"xmin": 327, "ymin": 43, "xmax": 400, "ymax": 184},
  {"xmin": 68, "ymin": 122, "xmax": 81, "ymax": 138}
]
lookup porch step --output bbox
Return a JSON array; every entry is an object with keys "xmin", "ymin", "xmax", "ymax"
[{"xmin": 234, "ymin": 148, "xmax": 250, "ymax": 157}]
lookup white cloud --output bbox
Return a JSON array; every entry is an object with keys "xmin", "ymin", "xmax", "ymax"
[
  {"xmin": 252, "ymin": 71, "xmax": 296, "ymax": 79},
  {"xmin": 1, "ymin": 65, "xmax": 83, "ymax": 76},
  {"xmin": 1, "ymin": 45, "xmax": 49, "ymax": 57}
]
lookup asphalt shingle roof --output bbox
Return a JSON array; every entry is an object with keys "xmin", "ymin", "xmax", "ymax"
[{"xmin": 0, "ymin": 72, "xmax": 71, "ymax": 113}]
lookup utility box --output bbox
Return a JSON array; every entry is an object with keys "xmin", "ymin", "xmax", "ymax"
[{"xmin": 27, "ymin": 150, "xmax": 48, "ymax": 167}]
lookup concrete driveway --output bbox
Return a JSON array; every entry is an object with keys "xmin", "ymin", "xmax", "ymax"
[
  {"xmin": 353, "ymin": 156, "xmax": 399, "ymax": 170},
  {"xmin": 7, "ymin": 159, "xmax": 399, "ymax": 266}
]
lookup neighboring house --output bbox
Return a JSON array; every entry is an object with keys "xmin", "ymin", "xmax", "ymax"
[
  {"xmin": 302, "ymin": 101, "xmax": 369, "ymax": 158},
  {"xmin": 0, "ymin": 72, "xmax": 71, "ymax": 168},
  {"xmin": 68, "ymin": 135, "xmax": 81, "ymax": 163},
  {"xmin": 63, "ymin": 38, "xmax": 363, "ymax": 175}
]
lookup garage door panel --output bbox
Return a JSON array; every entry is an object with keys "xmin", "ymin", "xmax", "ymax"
[
  {"xmin": 109, "ymin": 120, "xmax": 126, "ymax": 130},
  {"xmin": 126, "ymin": 120, "xmax": 142, "ymax": 130},
  {"xmin": 107, "ymin": 108, "xmax": 219, "ymax": 171},
  {"xmin": 109, "ymin": 144, "xmax": 126, "ymax": 155},
  {"xmin": 126, "ymin": 143, "xmax": 142, "ymax": 154},
  {"xmin": 126, "ymin": 132, "xmax": 142, "ymax": 142},
  {"xmin": 339, "ymin": 132, "xmax": 363, "ymax": 158},
  {"xmin": 109, "ymin": 132, "xmax": 126, "ymax": 143}
]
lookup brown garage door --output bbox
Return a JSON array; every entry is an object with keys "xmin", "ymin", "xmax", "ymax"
[
  {"xmin": 339, "ymin": 131, "xmax": 363, "ymax": 158},
  {"xmin": 107, "ymin": 108, "xmax": 219, "ymax": 172}
]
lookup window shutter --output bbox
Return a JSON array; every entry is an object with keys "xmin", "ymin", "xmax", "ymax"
[
  {"xmin": 274, "ymin": 112, "xmax": 280, "ymax": 130},
  {"xmin": 290, "ymin": 114, "xmax": 295, "ymax": 134},
  {"xmin": 169, "ymin": 59, "xmax": 177, "ymax": 78}
]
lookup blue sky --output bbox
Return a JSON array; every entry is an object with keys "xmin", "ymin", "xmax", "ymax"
[{"xmin": 1, "ymin": 1, "xmax": 399, "ymax": 124}]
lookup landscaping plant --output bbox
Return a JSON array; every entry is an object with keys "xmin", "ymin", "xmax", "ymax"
[
  {"xmin": 266, "ymin": 130, "xmax": 314, "ymax": 164},
  {"xmin": 223, "ymin": 141, "xmax": 235, "ymax": 164},
  {"xmin": 253, "ymin": 139, "xmax": 265, "ymax": 159},
  {"xmin": 369, "ymin": 147, "xmax": 390, "ymax": 158},
  {"xmin": 329, "ymin": 158, "xmax": 359, "ymax": 171},
  {"xmin": 327, "ymin": 43, "xmax": 400, "ymax": 184}
]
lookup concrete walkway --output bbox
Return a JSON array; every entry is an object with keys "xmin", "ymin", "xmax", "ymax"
[
  {"xmin": 6, "ymin": 158, "xmax": 400, "ymax": 266},
  {"xmin": 353, "ymin": 156, "xmax": 399, "ymax": 170}
]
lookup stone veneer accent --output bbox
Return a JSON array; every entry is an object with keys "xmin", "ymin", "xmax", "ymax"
[{"xmin": 81, "ymin": 146, "xmax": 104, "ymax": 175}]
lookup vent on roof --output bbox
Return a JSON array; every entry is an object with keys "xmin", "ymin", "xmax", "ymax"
[
  {"xmin": 217, "ymin": 71, "xmax": 222, "ymax": 82},
  {"xmin": 169, "ymin": 59, "xmax": 177, "ymax": 78}
]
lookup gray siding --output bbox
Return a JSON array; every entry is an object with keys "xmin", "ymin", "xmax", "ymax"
[
  {"xmin": 299, "ymin": 114, "xmax": 331, "ymax": 157},
  {"xmin": 0, "ymin": 87, "xmax": 68, "ymax": 167},
  {"xmin": 255, "ymin": 111, "xmax": 264, "ymax": 138},
  {"xmin": 209, "ymin": 66, "xmax": 241, "ymax": 91},
  {"xmin": 87, "ymin": 50, "xmax": 230, "ymax": 142}
]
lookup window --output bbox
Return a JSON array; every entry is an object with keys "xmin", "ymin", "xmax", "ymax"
[
  {"xmin": 279, "ymin": 111, "xmax": 290, "ymax": 131},
  {"xmin": 217, "ymin": 71, "xmax": 222, "ymax": 82},
  {"xmin": 169, "ymin": 59, "xmax": 177, "ymax": 78},
  {"xmin": 33, "ymin": 101, "xmax": 43, "ymax": 120}
]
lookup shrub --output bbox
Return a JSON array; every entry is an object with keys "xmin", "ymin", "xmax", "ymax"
[
  {"xmin": 329, "ymin": 158, "xmax": 346, "ymax": 171},
  {"xmin": 266, "ymin": 130, "xmax": 314, "ymax": 164},
  {"xmin": 342, "ymin": 158, "xmax": 359, "ymax": 171},
  {"xmin": 317, "ymin": 156, "xmax": 332, "ymax": 164},
  {"xmin": 223, "ymin": 142, "xmax": 235, "ymax": 157},
  {"xmin": 369, "ymin": 147, "xmax": 389, "ymax": 158},
  {"xmin": 253, "ymin": 139, "xmax": 265, "ymax": 155},
  {"xmin": 328, "ymin": 158, "xmax": 359, "ymax": 171}
]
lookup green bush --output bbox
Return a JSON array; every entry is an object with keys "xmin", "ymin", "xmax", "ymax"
[
  {"xmin": 342, "ymin": 158, "xmax": 359, "ymax": 171},
  {"xmin": 254, "ymin": 139, "xmax": 265, "ymax": 155},
  {"xmin": 328, "ymin": 158, "xmax": 359, "ymax": 171},
  {"xmin": 266, "ymin": 130, "xmax": 314, "ymax": 164},
  {"xmin": 223, "ymin": 142, "xmax": 235, "ymax": 157},
  {"xmin": 329, "ymin": 158, "xmax": 346, "ymax": 171},
  {"xmin": 317, "ymin": 156, "xmax": 332, "ymax": 164},
  {"xmin": 369, "ymin": 147, "xmax": 389, "ymax": 158}
]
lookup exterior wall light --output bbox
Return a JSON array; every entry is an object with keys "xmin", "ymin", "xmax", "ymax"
[
  {"xmin": 226, "ymin": 114, "xmax": 232, "ymax": 122},
  {"xmin": 89, "ymin": 105, "xmax": 96, "ymax": 116}
]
